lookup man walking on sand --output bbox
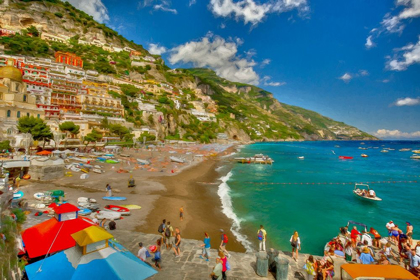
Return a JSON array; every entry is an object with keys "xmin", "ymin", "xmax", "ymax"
[
  {"xmin": 257, "ymin": 225, "xmax": 267, "ymax": 251},
  {"xmin": 180, "ymin": 206, "xmax": 184, "ymax": 221}
]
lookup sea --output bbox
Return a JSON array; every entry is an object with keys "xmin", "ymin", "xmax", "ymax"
[{"xmin": 216, "ymin": 141, "xmax": 420, "ymax": 255}]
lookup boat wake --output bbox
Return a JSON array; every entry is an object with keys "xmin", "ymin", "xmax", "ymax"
[{"xmin": 217, "ymin": 171, "xmax": 254, "ymax": 252}]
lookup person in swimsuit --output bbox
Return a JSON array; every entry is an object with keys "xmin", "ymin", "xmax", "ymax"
[
  {"xmin": 173, "ymin": 227, "xmax": 181, "ymax": 257},
  {"xmin": 180, "ymin": 206, "xmax": 184, "ymax": 221},
  {"xmin": 369, "ymin": 227, "xmax": 382, "ymax": 249},
  {"xmin": 406, "ymin": 222, "xmax": 414, "ymax": 247}
]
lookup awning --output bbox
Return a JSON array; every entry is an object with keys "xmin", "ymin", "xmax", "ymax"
[{"xmin": 341, "ymin": 264, "xmax": 417, "ymax": 279}]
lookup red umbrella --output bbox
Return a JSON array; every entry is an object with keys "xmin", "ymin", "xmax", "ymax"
[{"xmin": 36, "ymin": 150, "xmax": 52, "ymax": 155}]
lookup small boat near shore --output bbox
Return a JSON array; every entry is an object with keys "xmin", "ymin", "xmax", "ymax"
[
  {"xmin": 361, "ymin": 154, "xmax": 368, "ymax": 158},
  {"xmin": 91, "ymin": 210, "xmax": 121, "ymax": 220},
  {"xmin": 339, "ymin": 156, "xmax": 353, "ymax": 160},
  {"xmin": 234, "ymin": 154, "xmax": 274, "ymax": 164},
  {"xmin": 170, "ymin": 156, "xmax": 185, "ymax": 163},
  {"xmin": 353, "ymin": 183, "xmax": 382, "ymax": 201},
  {"xmin": 104, "ymin": 205, "xmax": 131, "ymax": 215}
]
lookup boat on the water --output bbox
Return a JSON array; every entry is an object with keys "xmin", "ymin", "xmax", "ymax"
[
  {"xmin": 380, "ymin": 150, "xmax": 388, "ymax": 153},
  {"xmin": 399, "ymin": 148, "xmax": 411, "ymax": 152},
  {"xmin": 410, "ymin": 155, "xmax": 420, "ymax": 159},
  {"xmin": 361, "ymin": 154, "xmax": 368, "ymax": 158},
  {"xmin": 413, "ymin": 150, "xmax": 420, "ymax": 154},
  {"xmin": 339, "ymin": 156, "xmax": 353, "ymax": 160},
  {"xmin": 335, "ymin": 145, "xmax": 340, "ymax": 148},
  {"xmin": 298, "ymin": 156, "xmax": 304, "ymax": 159},
  {"xmin": 104, "ymin": 205, "xmax": 131, "ymax": 215},
  {"xmin": 234, "ymin": 154, "xmax": 274, "ymax": 164},
  {"xmin": 170, "ymin": 156, "xmax": 185, "ymax": 163},
  {"xmin": 353, "ymin": 183, "xmax": 382, "ymax": 201}
]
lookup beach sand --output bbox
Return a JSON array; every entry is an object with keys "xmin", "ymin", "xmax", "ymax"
[{"xmin": 20, "ymin": 144, "xmax": 245, "ymax": 252}]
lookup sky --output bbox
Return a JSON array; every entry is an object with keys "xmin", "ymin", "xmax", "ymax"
[{"xmin": 68, "ymin": 0, "xmax": 420, "ymax": 139}]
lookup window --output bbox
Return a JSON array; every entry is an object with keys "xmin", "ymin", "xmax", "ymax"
[
  {"xmin": 37, "ymin": 114, "xmax": 40, "ymax": 118},
  {"xmin": 23, "ymin": 95, "xmax": 27, "ymax": 102},
  {"xmin": 27, "ymin": 113, "xmax": 30, "ymax": 117},
  {"xmin": 7, "ymin": 110, "xmax": 11, "ymax": 117},
  {"xmin": 17, "ymin": 111, "xmax": 21, "ymax": 118}
]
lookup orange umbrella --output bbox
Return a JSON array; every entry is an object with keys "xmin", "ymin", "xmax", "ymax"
[{"xmin": 36, "ymin": 150, "xmax": 52, "ymax": 155}]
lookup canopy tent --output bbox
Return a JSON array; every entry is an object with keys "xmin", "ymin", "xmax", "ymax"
[
  {"xmin": 341, "ymin": 264, "xmax": 417, "ymax": 279},
  {"xmin": 22, "ymin": 216, "xmax": 95, "ymax": 258},
  {"xmin": 25, "ymin": 240, "xmax": 157, "ymax": 280},
  {"xmin": 36, "ymin": 150, "xmax": 52, "ymax": 155},
  {"xmin": 71, "ymin": 226, "xmax": 113, "ymax": 247}
]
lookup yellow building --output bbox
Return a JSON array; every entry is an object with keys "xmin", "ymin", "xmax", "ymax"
[
  {"xmin": 79, "ymin": 81, "xmax": 124, "ymax": 118},
  {"xmin": 0, "ymin": 60, "xmax": 45, "ymax": 137}
]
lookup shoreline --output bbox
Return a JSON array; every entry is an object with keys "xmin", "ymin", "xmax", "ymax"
[{"xmin": 137, "ymin": 145, "xmax": 247, "ymax": 253}]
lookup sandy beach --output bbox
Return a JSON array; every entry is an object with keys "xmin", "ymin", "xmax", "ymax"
[{"xmin": 19, "ymin": 143, "xmax": 245, "ymax": 253}]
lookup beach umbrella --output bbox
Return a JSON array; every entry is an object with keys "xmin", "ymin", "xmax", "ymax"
[
  {"xmin": 25, "ymin": 226, "xmax": 157, "ymax": 280},
  {"xmin": 36, "ymin": 150, "xmax": 52, "ymax": 156}
]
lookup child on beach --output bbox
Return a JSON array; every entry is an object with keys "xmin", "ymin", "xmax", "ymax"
[
  {"xmin": 200, "ymin": 232, "xmax": 211, "ymax": 261},
  {"xmin": 153, "ymin": 239, "xmax": 162, "ymax": 270},
  {"xmin": 180, "ymin": 206, "xmax": 184, "ymax": 221}
]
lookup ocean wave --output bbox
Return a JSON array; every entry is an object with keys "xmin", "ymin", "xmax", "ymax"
[
  {"xmin": 215, "ymin": 165, "xmax": 225, "ymax": 172},
  {"xmin": 217, "ymin": 171, "xmax": 254, "ymax": 252},
  {"xmin": 221, "ymin": 151, "xmax": 237, "ymax": 158}
]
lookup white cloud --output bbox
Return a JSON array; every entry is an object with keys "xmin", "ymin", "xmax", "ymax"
[
  {"xmin": 169, "ymin": 33, "xmax": 260, "ymax": 84},
  {"xmin": 394, "ymin": 97, "xmax": 420, "ymax": 106},
  {"xmin": 387, "ymin": 36, "xmax": 420, "ymax": 71},
  {"xmin": 139, "ymin": 0, "xmax": 177, "ymax": 14},
  {"xmin": 359, "ymin": 70, "xmax": 369, "ymax": 76},
  {"xmin": 220, "ymin": 23, "xmax": 226, "ymax": 29},
  {"xmin": 189, "ymin": 0, "xmax": 197, "ymax": 6},
  {"xmin": 149, "ymin": 43, "xmax": 167, "ymax": 55},
  {"xmin": 262, "ymin": 76, "xmax": 286, "ymax": 86},
  {"xmin": 382, "ymin": 79, "xmax": 390, "ymax": 83},
  {"xmin": 261, "ymin": 59, "xmax": 271, "ymax": 67},
  {"xmin": 374, "ymin": 129, "xmax": 420, "ymax": 139},
  {"xmin": 365, "ymin": 35, "xmax": 374, "ymax": 49},
  {"xmin": 338, "ymin": 73, "xmax": 352, "ymax": 82},
  {"xmin": 67, "ymin": 0, "xmax": 109, "ymax": 22},
  {"xmin": 209, "ymin": 0, "xmax": 308, "ymax": 25}
]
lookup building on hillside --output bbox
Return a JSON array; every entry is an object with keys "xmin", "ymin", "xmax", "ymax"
[
  {"xmin": 0, "ymin": 28, "xmax": 18, "ymax": 37},
  {"xmin": 20, "ymin": 62, "xmax": 52, "ymax": 105},
  {"xmin": 49, "ymin": 73, "xmax": 82, "ymax": 115},
  {"xmin": 190, "ymin": 109, "xmax": 216, "ymax": 122},
  {"xmin": 41, "ymin": 32, "xmax": 69, "ymax": 44},
  {"xmin": 112, "ymin": 46, "xmax": 123, "ymax": 52},
  {"xmin": 123, "ymin": 46, "xmax": 135, "ymax": 52},
  {"xmin": 65, "ymin": 65, "xmax": 85, "ymax": 79},
  {"xmin": 0, "ymin": 60, "xmax": 45, "ymax": 136},
  {"xmin": 129, "ymin": 50, "xmax": 142, "ymax": 60},
  {"xmin": 55, "ymin": 51, "xmax": 83, "ymax": 68},
  {"xmin": 143, "ymin": 56, "xmax": 156, "ymax": 62},
  {"xmin": 0, "ymin": 55, "xmax": 24, "ymax": 67},
  {"xmin": 138, "ymin": 102, "xmax": 156, "ymax": 113},
  {"xmin": 91, "ymin": 38, "xmax": 104, "ymax": 47},
  {"xmin": 78, "ymin": 39, "xmax": 89, "ymax": 45}
]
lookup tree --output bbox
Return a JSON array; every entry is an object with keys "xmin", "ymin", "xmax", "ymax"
[
  {"xmin": 17, "ymin": 116, "xmax": 53, "ymax": 145},
  {"xmin": 83, "ymin": 129, "xmax": 102, "ymax": 148},
  {"xmin": 0, "ymin": 140, "xmax": 11, "ymax": 151},
  {"xmin": 120, "ymin": 84, "xmax": 139, "ymax": 97},
  {"xmin": 109, "ymin": 124, "xmax": 130, "ymax": 140},
  {"xmin": 59, "ymin": 121, "xmax": 80, "ymax": 147},
  {"xmin": 138, "ymin": 132, "xmax": 156, "ymax": 142},
  {"xmin": 26, "ymin": 26, "xmax": 39, "ymax": 37},
  {"xmin": 54, "ymin": 12, "xmax": 64, "ymax": 18}
]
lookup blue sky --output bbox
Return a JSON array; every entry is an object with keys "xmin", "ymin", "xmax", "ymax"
[{"xmin": 69, "ymin": 0, "xmax": 420, "ymax": 139}]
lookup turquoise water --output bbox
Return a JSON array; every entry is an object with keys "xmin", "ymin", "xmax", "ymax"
[{"xmin": 226, "ymin": 141, "xmax": 420, "ymax": 255}]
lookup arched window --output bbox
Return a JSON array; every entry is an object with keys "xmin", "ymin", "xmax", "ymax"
[
  {"xmin": 7, "ymin": 110, "xmax": 11, "ymax": 117},
  {"xmin": 17, "ymin": 111, "xmax": 21, "ymax": 118}
]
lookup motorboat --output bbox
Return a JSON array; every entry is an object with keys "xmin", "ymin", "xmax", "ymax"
[
  {"xmin": 298, "ymin": 156, "xmax": 304, "ymax": 159},
  {"xmin": 413, "ymin": 150, "xmax": 420, "ymax": 154},
  {"xmin": 104, "ymin": 205, "xmax": 131, "ymax": 215},
  {"xmin": 353, "ymin": 183, "xmax": 382, "ymax": 201},
  {"xmin": 361, "ymin": 154, "xmax": 368, "ymax": 158},
  {"xmin": 77, "ymin": 197, "xmax": 100, "ymax": 211},
  {"xmin": 380, "ymin": 150, "xmax": 388, "ymax": 153},
  {"xmin": 170, "ymin": 156, "xmax": 185, "ymax": 163},
  {"xmin": 234, "ymin": 154, "xmax": 274, "ymax": 164},
  {"xmin": 399, "ymin": 148, "xmax": 411, "ymax": 152},
  {"xmin": 92, "ymin": 168, "xmax": 104, "ymax": 174},
  {"xmin": 339, "ymin": 156, "xmax": 353, "ymax": 160},
  {"xmin": 410, "ymin": 155, "xmax": 420, "ymax": 159}
]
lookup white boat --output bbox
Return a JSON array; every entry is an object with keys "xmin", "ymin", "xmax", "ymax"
[
  {"xmin": 413, "ymin": 150, "xmax": 420, "ymax": 154},
  {"xmin": 70, "ymin": 166, "xmax": 81, "ymax": 172},
  {"xmin": 170, "ymin": 156, "xmax": 185, "ymax": 163},
  {"xmin": 410, "ymin": 155, "xmax": 420, "ymax": 159},
  {"xmin": 78, "ymin": 197, "xmax": 97, "ymax": 203},
  {"xmin": 234, "ymin": 154, "xmax": 274, "ymax": 164},
  {"xmin": 92, "ymin": 168, "xmax": 104, "ymax": 174},
  {"xmin": 90, "ymin": 210, "xmax": 121, "ymax": 220},
  {"xmin": 399, "ymin": 148, "xmax": 411, "ymax": 152},
  {"xmin": 137, "ymin": 159, "xmax": 151, "ymax": 165},
  {"xmin": 298, "ymin": 156, "xmax": 304, "ymax": 159},
  {"xmin": 380, "ymin": 150, "xmax": 388, "ymax": 153},
  {"xmin": 353, "ymin": 183, "xmax": 382, "ymax": 201},
  {"xmin": 361, "ymin": 154, "xmax": 368, "ymax": 158}
]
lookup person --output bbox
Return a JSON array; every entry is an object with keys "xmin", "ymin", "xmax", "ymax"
[
  {"xmin": 386, "ymin": 220, "xmax": 395, "ymax": 241},
  {"xmin": 128, "ymin": 176, "xmax": 135, "ymax": 188},
  {"xmin": 368, "ymin": 189, "xmax": 376, "ymax": 198},
  {"xmin": 180, "ymin": 206, "xmax": 184, "ymax": 221},
  {"xmin": 361, "ymin": 230, "xmax": 373, "ymax": 247},
  {"xmin": 369, "ymin": 227, "xmax": 382, "ymax": 248},
  {"xmin": 257, "ymin": 225, "xmax": 267, "ymax": 251},
  {"xmin": 407, "ymin": 248, "xmax": 420, "ymax": 277},
  {"xmin": 137, "ymin": 242, "xmax": 148, "ymax": 261},
  {"xmin": 305, "ymin": 255, "xmax": 316, "ymax": 280},
  {"xmin": 351, "ymin": 226, "xmax": 361, "ymax": 247},
  {"xmin": 323, "ymin": 257, "xmax": 335, "ymax": 279},
  {"xmin": 219, "ymin": 251, "xmax": 228, "ymax": 280},
  {"xmin": 106, "ymin": 183, "xmax": 112, "ymax": 197},
  {"xmin": 173, "ymin": 227, "xmax": 181, "ymax": 257},
  {"xmin": 200, "ymin": 232, "xmax": 211, "ymax": 261},
  {"xmin": 165, "ymin": 221, "xmax": 174, "ymax": 249},
  {"xmin": 359, "ymin": 247, "xmax": 375, "ymax": 264},
  {"xmin": 390, "ymin": 225, "xmax": 402, "ymax": 244},
  {"xmin": 210, "ymin": 258, "xmax": 223, "ymax": 280},
  {"xmin": 219, "ymin": 229, "xmax": 229, "ymax": 256},
  {"xmin": 290, "ymin": 231, "xmax": 301, "ymax": 261},
  {"xmin": 377, "ymin": 254, "xmax": 390, "ymax": 265},
  {"xmin": 158, "ymin": 219, "xmax": 166, "ymax": 243},
  {"xmin": 153, "ymin": 239, "xmax": 162, "ymax": 270},
  {"xmin": 344, "ymin": 240, "xmax": 353, "ymax": 262},
  {"xmin": 108, "ymin": 219, "xmax": 116, "ymax": 230},
  {"xmin": 406, "ymin": 222, "xmax": 414, "ymax": 246},
  {"xmin": 382, "ymin": 242, "xmax": 397, "ymax": 261}
]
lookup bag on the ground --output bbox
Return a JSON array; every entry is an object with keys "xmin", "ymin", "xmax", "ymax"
[
  {"xmin": 223, "ymin": 234, "xmax": 228, "ymax": 243},
  {"xmin": 165, "ymin": 226, "xmax": 171, "ymax": 237},
  {"xmin": 158, "ymin": 224, "xmax": 164, "ymax": 233},
  {"xmin": 258, "ymin": 230, "xmax": 263, "ymax": 241}
]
